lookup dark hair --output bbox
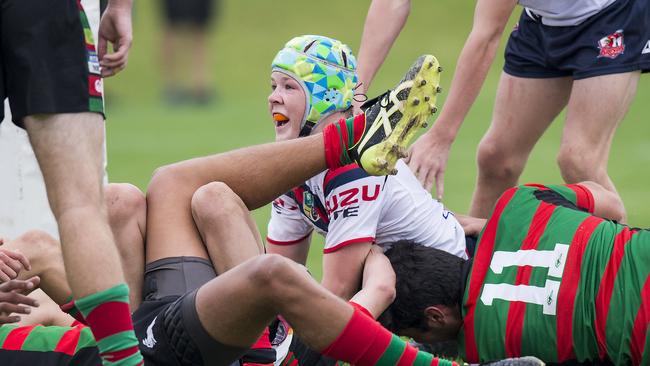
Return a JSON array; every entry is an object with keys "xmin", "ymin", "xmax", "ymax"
[{"xmin": 382, "ymin": 241, "xmax": 466, "ymax": 332}]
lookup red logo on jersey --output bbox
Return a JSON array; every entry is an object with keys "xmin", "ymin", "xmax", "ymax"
[
  {"xmin": 326, "ymin": 184, "xmax": 380, "ymax": 215},
  {"xmin": 598, "ymin": 30, "xmax": 625, "ymax": 59}
]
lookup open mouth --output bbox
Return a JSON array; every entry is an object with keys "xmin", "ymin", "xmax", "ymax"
[{"xmin": 273, "ymin": 113, "xmax": 289, "ymax": 127}]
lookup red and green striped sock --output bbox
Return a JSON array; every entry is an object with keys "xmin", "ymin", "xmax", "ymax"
[
  {"xmin": 75, "ymin": 283, "xmax": 143, "ymax": 366},
  {"xmin": 323, "ymin": 114, "xmax": 366, "ymax": 170},
  {"xmin": 60, "ymin": 295, "xmax": 87, "ymax": 325},
  {"xmin": 321, "ymin": 308, "xmax": 457, "ymax": 366}
]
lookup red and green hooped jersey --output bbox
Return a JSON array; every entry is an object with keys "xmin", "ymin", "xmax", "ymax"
[
  {"xmin": 0, "ymin": 323, "xmax": 100, "ymax": 365},
  {"xmin": 460, "ymin": 184, "xmax": 650, "ymax": 365}
]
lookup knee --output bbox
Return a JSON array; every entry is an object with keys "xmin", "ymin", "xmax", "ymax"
[
  {"xmin": 476, "ymin": 138, "xmax": 525, "ymax": 181},
  {"xmin": 556, "ymin": 146, "xmax": 601, "ymax": 182},
  {"xmin": 247, "ymin": 254, "xmax": 300, "ymax": 297},
  {"xmin": 17, "ymin": 230, "xmax": 60, "ymax": 260},
  {"xmin": 191, "ymin": 182, "xmax": 243, "ymax": 224},
  {"xmin": 147, "ymin": 164, "xmax": 188, "ymax": 204},
  {"xmin": 106, "ymin": 183, "xmax": 146, "ymax": 226}
]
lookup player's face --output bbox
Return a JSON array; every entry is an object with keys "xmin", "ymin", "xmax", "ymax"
[{"xmin": 269, "ymin": 72, "xmax": 306, "ymax": 141}]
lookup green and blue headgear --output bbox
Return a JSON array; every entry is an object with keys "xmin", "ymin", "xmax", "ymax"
[{"xmin": 272, "ymin": 35, "xmax": 358, "ymax": 137}]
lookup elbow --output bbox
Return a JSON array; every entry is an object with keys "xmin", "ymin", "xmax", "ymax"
[
  {"xmin": 603, "ymin": 197, "xmax": 626, "ymax": 223},
  {"xmin": 375, "ymin": 282, "xmax": 397, "ymax": 305},
  {"xmin": 580, "ymin": 181, "xmax": 626, "ymax": 222}
]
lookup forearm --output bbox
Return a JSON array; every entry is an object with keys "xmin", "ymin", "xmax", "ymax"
[
  {"xmin": 428, "ymin": 30, "xmax": 503, "ymax": 144},
  {"xmin": 349, "ymin": 245, "xmax": 396, "ymax": 319},
  {"xmin": 349, "ymin": 283, "xmax": 395, "ymax": 319},
  {"xmin": 356, "ymin": 0, "xmax": 411, "ymax": 94}
]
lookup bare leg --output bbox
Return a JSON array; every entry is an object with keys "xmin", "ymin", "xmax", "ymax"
[
  {"xmin": 24, "ymin": 113, "xmax": 125, "ymax": 298},
  {"xmin": 191, "ymin": 27, "xmax": 212, "ymax": 99},
  {"xmin": 557, "ymin": 71, "xmax": 640, "ymax": 223},
  {"xmin": 161, "ymin": 26, "xmax": 180, "ymax": 94},
  {"xmin": 106, "ymin": 183, "xmax": 147, "ymax": 310},
  {"xmin": 191, "ymin": 182, "xmax": 264, "ymax": 274},
  {"xmin": 2, "ymin": 230, "xmax": 70, "ymax": 304},
  {"xmin": 16, "ymin": 289, "xmax": 74, "ymax": 326},
  {"xmin": 195, "ymin": 254, "xmax": 352, "ymax": 351},
  {"xmin": 3, "ymin": 183, "xmax": 146, "ymax": 311},
  {"xmin": 146, "ymin": 134, "xmax": 325, "ymax": 262},
  {"xmin": 469, "ymin": 73, "xmax": 572, "ymax": 218}
]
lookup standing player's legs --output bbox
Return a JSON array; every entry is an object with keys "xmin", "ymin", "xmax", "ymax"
[
  {"xmin": 557, "ymin": 71, "xmax": 640, "ymax": 223},
  {"xmin": 1, "ymin": 0, "xmax": 141, "ymax": 361},
  {"xmin": 24, "ymin": 113, "xmax": 123, "ymax": 298},
  {"xmin": 10, "ymin": 114, "xmax": 141, "ymax": 363},
  {"xmin": 469, "ymin": 73, "xmax": 572, "ymax": 218}
]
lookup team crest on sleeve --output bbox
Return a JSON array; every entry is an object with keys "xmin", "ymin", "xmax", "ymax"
[
  {"xmin": 597, "ymin": 29, "xmax": 625, "ymax": 59},
  {"xmin": 303, "ymin": 191, "xmax": 319, "ymax": 221}
]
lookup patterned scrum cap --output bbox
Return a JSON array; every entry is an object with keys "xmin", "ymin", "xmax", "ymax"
[{"xmin": 272, "ymin": 35, "xmax": 358, "ymax": 136}]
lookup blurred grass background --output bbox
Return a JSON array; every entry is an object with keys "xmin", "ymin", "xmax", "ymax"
[{"xmin": 105, "ymin": 0, "xmax": 650, "ymax": 278}]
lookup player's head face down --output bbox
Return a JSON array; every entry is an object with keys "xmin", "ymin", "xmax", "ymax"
[
  {"xmin": 382, "ymin": 241, "xmax": 465, "ymax": 344},
  {"xmin": 270, "ymin": 35, "xmax": 358, "ymax": 140}
]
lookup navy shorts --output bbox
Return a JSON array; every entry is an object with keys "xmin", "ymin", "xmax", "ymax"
[{"xmin": 504, "ymin": 0, "xmax": 650, "ymax": 79}]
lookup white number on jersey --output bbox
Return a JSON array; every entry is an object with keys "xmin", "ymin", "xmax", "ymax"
[{"xmin": 480, "ymin": 243, "xmax": 569, "ymax": 315}]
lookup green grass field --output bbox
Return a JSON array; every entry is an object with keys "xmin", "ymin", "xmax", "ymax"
[{"xmin": 105, "ymin": 0, "xmax": 650, "ymax": 278}]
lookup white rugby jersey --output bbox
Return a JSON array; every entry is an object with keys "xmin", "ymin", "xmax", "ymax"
[
  {"xmin": 518, "ymin": 0, "xmax": 617, "ymax": 26},
  {"xmin": 267, "ymin": 160, "xmax": 467, "ymax": 258}
]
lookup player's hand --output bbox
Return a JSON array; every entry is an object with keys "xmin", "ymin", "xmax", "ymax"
[
  {"xmin": 98, "ymin": 0, "xmax": 133, "ymax": 77},
  {"xmin": 457, "ymin": 215, "xmax": 487, "ymax": 237},
  {"xmin": 0, "ymin": 248, "xmax": 31, "ymax": 282},
  {"xmin": 0, "ymin": 276, "xmax": 40, "ymax": 324},
  {"xmin": 405, "ymin": 127, "xmax": 453, "ymax": 200}
]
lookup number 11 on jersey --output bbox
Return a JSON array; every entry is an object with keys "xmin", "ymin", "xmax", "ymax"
[{"xmin": 480, "ymin": 243, "xmax": 569, "ymax": 315}]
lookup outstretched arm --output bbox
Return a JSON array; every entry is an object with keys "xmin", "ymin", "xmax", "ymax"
[
  {"xmin": 406, "ymin": 0, "xmax": 517, "ymax": 197},
  {"xmin": 355, "ymin": 0, "xmax": 411, "ymax": 98}
]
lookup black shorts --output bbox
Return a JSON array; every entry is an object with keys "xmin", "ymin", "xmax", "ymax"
[
  {"xmin": 133, "ymin": 256, "xmax": 336, "ymax": 366},
  {"xmin": 0, "ymin": 0, "xmax": 104, "ymax": 126},
  {"xmin": 161, "ymin": 0, "xmax": 217, "ymax": 28},
  {"xmin": 132, "ymin": 256, "xmax": 245, "ymax": 366},
  {"xmin": 504, "ymin": 0, "xmax": 650, "ymax": 79}
]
